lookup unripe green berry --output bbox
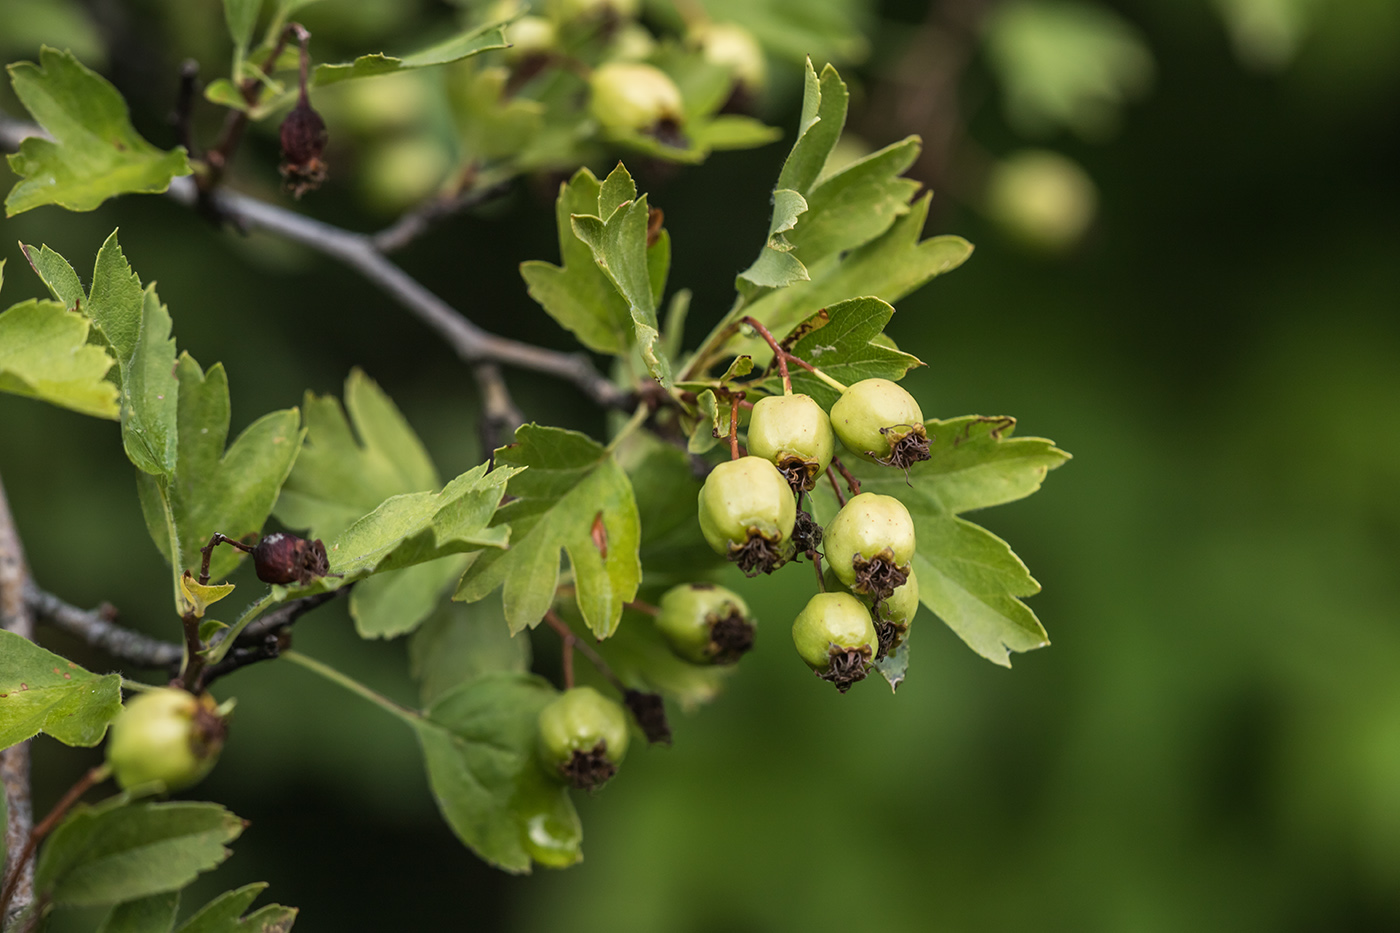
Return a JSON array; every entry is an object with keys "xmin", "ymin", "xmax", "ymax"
[
  {"xmin": 697, "ymin": 456, "xmax": 797, "ymax": 575},
  {"xmin": 879, "ymin": 569, "xmax": 920, "ymax": 628},
  {"xmin": 655, "ymin": 583, "xmax": 754, "ymax": 664},
  {"xmin": 505, "ymin": 16, "xmax": 558, "ymax": 59},
  {"xmin": 537, "ymin": 686, "xmax": 629, "ymax": 790},
  {"xmin": 791, "ymin": 592, "xmax": 878, "ymax": 692},
  {"xmin": 692, "ymin": 22, "xmax": 766, "ymax": 92},
  {"xmin": 829, "ymin": 378, "xmax": 930, "ymax": 468},
  {"xmin": 589, "ymin": 62, "xmax": 684, "ymax": 135},
  {"xmin": 746, "ymin": 393, "xmax": 834, "ymax": 493},
  {"xmin": 105, "ymin": 688, "xmax": 226, "ymax": 792},
  {"xmin": 824, "ymin": 492, "xmax": 916, "ymax": 600}
]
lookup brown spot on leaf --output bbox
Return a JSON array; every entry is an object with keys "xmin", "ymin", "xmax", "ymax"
[
  {"xmin": 64, "ymin": 673, "xmax": 72, "ymax": 680},
  {"xmin": 590, "ymin": 512, "xmax": 608, "ymax": 559},
  {"xmin": 646, "ymin": 207, "xmax": 665, "ymax": 247}
]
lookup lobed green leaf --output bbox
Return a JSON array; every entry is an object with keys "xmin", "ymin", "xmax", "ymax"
[
  {"xmin": 5, "ymin": 48, "xmax": 190, "ymax": 215},
  {"xmin": 136, "ymin": 354, "xmax": 301, "ymax": 584},
  {"xmin": 455, "ymin": 424, "xmax": 641, "ymax": 639},
  {"xmin": 313, "ymin": 21, "xmax": 512, "ymax": 85},
  {"xmin": 0, "ymin": 631, "xmax": 122, "ymax": 750},
  {"xmin": 415, "ymin": 673, "xmax": 580, "ymax": 873},
  {"xmin": 35, "ymin": 799, "xmax": 244, "ymax": 908},
  {"xmin": 0, "ymin": 298, "xmax": 119, "ymax": 418},
  {"xmin": 769, "ymin": 296, "xmax": 924, "ymax": 409},
  {"xmin": 96, "ymin": 890, "xmax": 180, "ymax": 933},
  {"xmin": 568, "ymin": 164, "xmax": 673, "ymax": 387},
  {"xmin": 812, "ymin": 416, "xmax": 1069, "ymax": 666},
  {"xmin": 174, "ymin": 883, "xmax": 297, "ymax": 933},
  {"xmin": 409, "ymin": 599, "xmax": 530, "ymax": 707}
]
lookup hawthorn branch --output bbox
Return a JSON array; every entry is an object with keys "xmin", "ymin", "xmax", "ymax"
[
  {"xmin": 23, "ymin": 583, "xmax": 181, "ymax": 668},
  {"xmin": 23, "ymin": 584, "xmax": 347, "ymax": 679},
  {"xmin": 0, "ymin": 113, "xmax": 628, "ymax": 411},
  {"xmin": 0, "ymin": 473, "xmax": 36, "ymax": 925},
  {"xmin": 372, "ymin": 177, "xmax": 513, "ymax": 254},
  {"xmin": 164, "ymin": 176, "xmax": 629, "ymax": 409}
]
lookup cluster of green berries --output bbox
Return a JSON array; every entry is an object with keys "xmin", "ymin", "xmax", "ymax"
[
  {"xmin": 697, "ymin": 377, "xmax": 931, "ymax": 692},
  {"xmin": 495, "ymin": 0, "xmax": 767, "ymax": 146}
]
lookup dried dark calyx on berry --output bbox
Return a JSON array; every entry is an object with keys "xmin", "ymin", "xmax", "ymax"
[
  {"xmin": 829, "ymin": 378, "xmax": 931, "ymax": 470},
  {"xmin": 655, "ymin": 582, "xmax": 755, "ymax": 665},
  {"xmin": 537, "ymin": 686, "xmax": 630, "ymax": 791},
  {"xmin": 697, "ymin": 456, "xmax": 797, "ymax": 575},
  {"xmin": 871, "ymin": 569, "xmax": 918, "ymax": 659},
  {"xmin": 105, "ymin": 687, "xmax": 227, "ymax": 792},
  {"xmin": 252, "ymin": 532, "xmax": 331, "ymax": 585},
  {"xmin": 791, "ymin": 592, "xmax": 879, "ymax": 693},
  {"xmin": 823, "ymin": 492, "xmax": 916, "ymax": 601},
  {"xmin": 746, "ymin": 393, "xmax": 834, "ymax": 494},
  {"xmin": 279, "ymin": 93, "xmax": 329, "ymax": 198},
  {"xmin": 790, "ymin": 508, "xmax": 823, "ymax": 556}
]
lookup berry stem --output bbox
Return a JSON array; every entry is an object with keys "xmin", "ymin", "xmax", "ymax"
[
  {"xmin": 561, "ymin": 637, "xmax": 575, "ymax": 690},
  {"xmin": 0, "ymin": 764, "xmax": 111, "ymax": 919},
  {"xmin": 826, "ymin": 466, "xmax": 848, "ymax": 508},
  {"xmin": 178, "ymin": 611, "xmax": 205, "ymax": 692},
  {"xmin": 198, "ymin": 533, "xmax": 254, "ymax": 586},
  {"xmin": 281, "ymin": 650, "xmax": 422, "ymax": 726},
  {"xmin": 740, "ymin": 316, "xmax": 791, "ymax": 394},
  {"xmin": 812, "ymin": 551, "xmax": 826, "ymax": 592},
  {"xmin": 785, "ymin": 353, "xmax": 849, "ymax": 394},
  {"xmin": 202, "ymin": 594, "xmax": 276, "ymax": 668},
  {"xmin": 624, "ymin": 599, "xmax": 660, "ymax": 616},
  {"xmin": 543, "ymin": 611, "xmax": 626, "ymax": 694},
  {"xmin": 831, "ymin": 456, "xmax": 862, "ymax": 496}
]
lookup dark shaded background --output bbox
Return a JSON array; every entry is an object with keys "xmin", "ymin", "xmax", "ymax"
[{"xmin": 4, "ymin": 0, "xmax": 1400, "ymax": 929}]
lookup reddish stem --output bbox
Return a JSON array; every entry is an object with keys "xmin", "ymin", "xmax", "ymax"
[
  {"xmin": 831, "ymin": 456, "xmax": 862, "ymax": 497},
  {"xmin": 826, "ymin": 466, "xmax": 848, "ymax": 508},
  {"xmin": 624, "ymin": 600, "xmax": 659, "ymax": 616},
  {"xmin": 0, "ymin": 766, "xmax": 108, "ymax": 918},
  {"xmin": 543, "ymin": 610, "xmax": 624, "ymax": 693},
  {"xmin": 741, "ymin": 316, "xmax": 791, "ymax": 394}
]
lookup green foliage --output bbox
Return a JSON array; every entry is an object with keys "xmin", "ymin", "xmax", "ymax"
[
  {"xmin": 527, "ymin": 163, "xmax": 674, "ymax": 387},
  {"xmin": 520, "ymin": 168, "xmax": 638, "ymax": 357},
  {"xmin": 173, "ymin": 884, "xmax": 297, "ymax": 933},
  {"xmin": 34, "ymin": 799, "xmax": 244, "ymax": 908},
  {"xmin": 273, "ymin": 369, "xmax": 461, "ymax": 637},
  {"xmin": 0, "ymin": 290, "xmax": 120, "ymax": 418},
  {"xmin": 96, "ymin": 891, "xmax": 180, "ymax": 933},
  {"xmin": 313, "ymin": 21, "xmax": 513, "ymax": 85},
  {"xmin": 410, "ymin": 599, "xmax": 530, "ymax": 707},
  {"xmin": 766, "ymin": 297, "xmax": 924, "ymax": 408},
  {"xmin": 415, "ymin": 673, "xmax": 580, "ymax": 873},
  {"xmin": 0, "ymin": 630, "xmax": 122, "ymax": 750},
  {"xmin": 276, "ymin": 461, "xmax": 515, "ymax": 595},
  {"xmin": 4, "ymin": 48, "xmax": 190, "ymax": 215},
  {"xmin": 136, "ymin": 355, "xmax": 302, "ymax": 585},
  {"xmin": 24, "ymin": 233, "xmax": 180, "ymax": 479},
  {"xmin": 812, "ymin": 416, "xmax": 1070, "ymax": 666},
  {"xmin": 456, "ymin": 425, "xmax": 641, "ymax": 639}
]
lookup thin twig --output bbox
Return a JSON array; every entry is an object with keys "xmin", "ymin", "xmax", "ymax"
[
  {"xmin": 372, "ymin": 179, "xmax": 513, "ymax": 254},
  {"xmin": 542, "ymin": 610, "xmax": 624, "ymax": 693},
  {"xmin": 0, "ymin": 473, "xmax": 36, "ymax": 925},
  {"xmin": 172, "ymin": 60, "xmax": 200, "ymax": 158},
  {"xmin": 23, "ymin": 583, "xmax": 182, "ymax": 668},
  {"xmin": 741, "ymin": 316, "xmax": 791, "ymax": 394},
  {"xmin": 728, "ymin": 393, "xmax": 743, "ymax": 460},
  {"xmin": 0, "ymin": 114, "xmax": 630, "ymax": 409},
  {"xmin": 831, "ymin": 456, "xmax": 862, "ymax": 497},
  {"xmin": 167, "ymin": 177, "xmax": 629, "ymax": 407},
  {"xmin": 0, "ymin": 765, "xmax": 109, "ymax": 920},
  {"xmin": 24, "ymin": 584, "xmax": 347, "ymax": 677},
  {"xmin": 826, "ymin": 465, "xmax": 848, "ymax": 508},
  {"xmin": 472, "ymin": 363, "xmax": 526, "ymax": 461}
]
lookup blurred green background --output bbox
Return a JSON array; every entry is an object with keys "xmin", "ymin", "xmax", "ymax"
[{"xmin": 4, "ymin": 0, "xmax": 1400, "ymax": 929}]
